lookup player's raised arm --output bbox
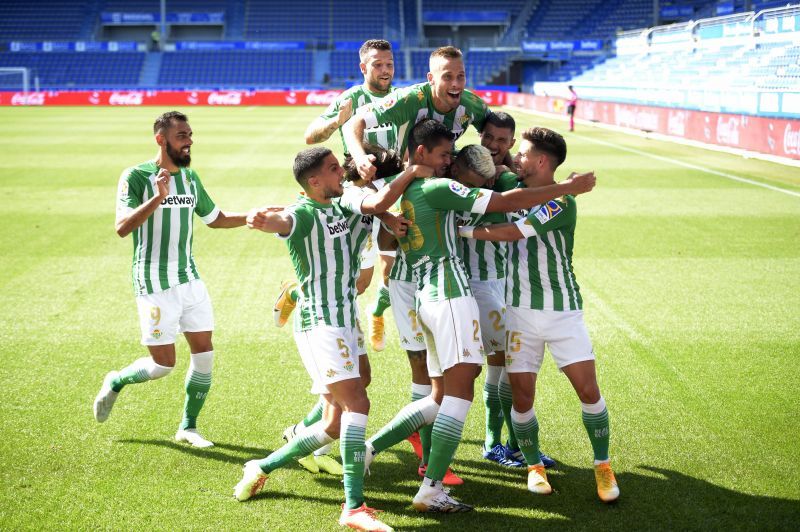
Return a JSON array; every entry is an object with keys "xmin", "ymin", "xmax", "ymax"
[
  {"xmin": 304, "ymin": 98, "xmax": 353, "ymax": 145},
  {"xmin": 246, "ymin": 206, "xmax": 293, "ymax": 236},
  {"xmin": 342, "ymin": 114, "xmax": 376, "ymax": 180},
  {"xmin": 458, "ymin": 222, "xmax": 524, "ymax": 242},
  {"xmin": 115, "ymin": 167, "xmax": 171, "ymax": 238},
  {"xmin": 484, "ymin": 171, "xmax": 595, "ymax": 213},
  {"xmin": 358, "ymin": 164, "xmax": 434, "ymax": 214}
]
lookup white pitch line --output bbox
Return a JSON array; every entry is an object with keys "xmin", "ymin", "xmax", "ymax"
[{"xmin": 506, "ymin": 105, "xmax": 800, "ymax": 199}]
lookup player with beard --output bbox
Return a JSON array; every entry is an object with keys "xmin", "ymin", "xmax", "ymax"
[
  {"xmin": 458, "ymin": 127, "xmax": 618, "ymax": 503},
  {"xmin": 276, "ymin": 39, "xmax": 399, "ymax": 356},
  {"xmin": 92, "ymin": 111, "xmax": 247, "ymax": 448},
  {"xmin": 234, "ymin": 147, "xmax": 408, "ymax": 531}
]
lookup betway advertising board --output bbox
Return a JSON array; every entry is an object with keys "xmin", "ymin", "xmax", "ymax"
[
  {"xmin": 0, "ymin": 89, "xmax": 507, "ymax": 107},
  {"xmin": 506, "ymin": 93, "xmax": 800, "ymax": 161}
]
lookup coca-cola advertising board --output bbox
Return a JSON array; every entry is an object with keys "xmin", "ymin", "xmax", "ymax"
[
  {"xmin": 0, "ymin": 89, "xmax": 506, "ymax": 107},
  {"xmin": 506, "ymin": 93, "xmax": 800, "ymax": 160}
]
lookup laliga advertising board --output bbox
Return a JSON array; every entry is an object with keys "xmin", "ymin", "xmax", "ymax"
[{"xmin": 0, "ymin": 89, "xmax": 507, "ymax": 107}]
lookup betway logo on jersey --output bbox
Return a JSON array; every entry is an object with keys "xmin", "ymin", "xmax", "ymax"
[
  {"xmin": 160, "ymin": 195, "xmax": 195, "ymax": 208},
  {"xmin": 208, "ymin": 91, "xmax": 242, "ymax": 105},
  {"xmin": 305, "ymin": 91, "xmax": 340, "ymax": 106},
  {"xmin": 109, "ymin": 92, "xmax": 144, "ymax": 106},
  {"xmin": 327, "ymin": 220, "xmax": 349, "ymax": 237}
]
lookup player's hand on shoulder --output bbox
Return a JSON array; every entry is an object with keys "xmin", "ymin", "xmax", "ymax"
[
  {"xmin": 337, "ymin": 99, "xmax": 354, "ymax": 126},
  {"xmin": 155, "ymin": 168, "xmax": 171, "ymax": 198},
  {"xmin": 356, "ymin": 154, "xmax": 377, "ymax": 181},
  {"xmin": 564, "ymin": 171, "xmax": 596, "ymax": 195}
]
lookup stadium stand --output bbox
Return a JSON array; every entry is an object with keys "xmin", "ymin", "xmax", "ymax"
[
  {"xmin": 0, "ymin": 52, "xmax": 144, "ymax": 89},
  {"xmin": 0, "ymin": 1, "xmax": 92, "ymax": 41},
  {"xmin": 158, "ymin": 50, "xmax": 312, "ymax": 87}
]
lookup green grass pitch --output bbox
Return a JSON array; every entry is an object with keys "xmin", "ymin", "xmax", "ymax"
[{"xmin": 0, "ymin": 105, "xmax": 798, "ymax": 530}]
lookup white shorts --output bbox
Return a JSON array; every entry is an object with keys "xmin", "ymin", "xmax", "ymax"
[
  {"xmin": 354, "ymin": 307, "xmax": 367, "ymax": 356},
  {"xmin": 389, "ymin": 278, "xmax": 426, "ymax": 351},
  {"xmin": 470, "ymin": 279, "xmax": 506, "ymax": 355},
  {"xmin": 294, "ymin": 325, "xmax": 361, "ymax": 394},
  {"xmin": 359, "ymin": 224, "xmax": 380, "ymax": 270},
  {"xmin": 418, "ymin": 295, "xmax": 485, "ymax": 377},
  {"xmin": 504, "ymin": 307, "xmax": 594, "ymax": 374},
  {"xmin": 136, "ymin": 279, "xmax": 214, "ymax": 346}
]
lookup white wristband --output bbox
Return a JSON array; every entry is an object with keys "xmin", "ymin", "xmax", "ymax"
[{"xmin": 458, "ymin": 226, "xmax": 476, "ymax": 239}]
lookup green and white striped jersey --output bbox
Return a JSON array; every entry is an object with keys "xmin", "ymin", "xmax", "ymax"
[
  {"xmin": 389, "ymin": 249, "xmax": 415, "ymax": 283},
  {"xmin": 506, "ymin": 195, "xmax": 583, "ymax": 311},
  {"xmin": 281, "ymin": 193, "xmax": 363, "ymax": 330},
  {"xmin": 320, "ymin": 84, "xmax": 399, "ymax": 154},
  {"xmin": 116, "ymin": 161, "xmax": 219, "ymax": 296},
  {"xmin": 398, "ymin": 178, "xmax": 492, "ymax": 302},
  {"xmin": 457, "ymin": 171, "xmax": 518, "ymax": 281},
  {"xmin": 361, "ymin": 82, "xmax": 490, "ymax": 156}
]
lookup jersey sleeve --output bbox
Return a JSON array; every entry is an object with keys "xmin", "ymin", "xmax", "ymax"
[
  {"xmin": 362, "ymin": 85, "xmax": 421, "ymax": 130},
  {"xmin": 516, "ymin": 196, "xmax": 576, "ymax": 237},
  {"xmin": 115, "ymin": 167, "xmax": 144, "ymax": 221},
  {"xmin": 318, "ymin": 95, "xmax": 341, "ymax": 121},
  {"xmin": 191, "ymin": 171, "xmax": 220, "ymax": 224},
  {"xmin": 422, "ymin": 178, "xmax": 492, "ymax": 215},
  {"xmin": 464, "ymin": 89, "xmax": 490, "ymax": 132},
  {"xmin": 278, "ymin": 204, "xmax": 314, "ymax": 241}
]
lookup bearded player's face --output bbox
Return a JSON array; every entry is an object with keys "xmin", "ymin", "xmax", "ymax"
[
  {"xmin": 362, "ymin": 49, "xmax": 394, "ymax": 93},
  {"xmin": 163, "ymin": 120, "xmax": 193, "ymax": 167}
]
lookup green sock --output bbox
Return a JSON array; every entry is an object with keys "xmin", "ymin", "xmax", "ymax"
[
  {"xmin": 258, "ymin": 421, "xmax": 332, "ymax": 473},
  {"xmin": 483, "ymin": 367, "xmax": 503, "ymax": 448},
  {"xmin": 179, "ymin": 352, "xmax": 213, "ymax": 430},
  {"xmin": 499, "ymin": 378, "xmax": 518, "ymax": 448},
  {"xmin": 302, "ymin": 398, "xmax": 324, "ymax": 427},
  {"xmin": 582, "ymin": 399, "xmax": 610, "ymax": 461},
  {"xmin": 425, "ymin": 396, "xmax": 470, "ymax": 481},
  {"xmin": 510, "ymin": 408, "xmax": 541, "ymax": 465},
  {"xmin": 411, "ymin": 386, "xmax": 434, "ymax": 465},
  {"xmin": 370, "ymin": 284, "xmax": 391, "ymax": 317},
  {"xmin": 111, "ymin": 357, "xmax": 168, "ymax": 392},
  {"xmin": 180, "ymin": 368, "xmax": 211, "ymax": 430},
  {"xmin": 289, "ymin": 287, "xmax": 299, "ymax": 303},
  {"xmin": 369, "ymin": 398, "xmax": 433, "ymax": 453},
  {"xmin": 341, "ymin": 412, "xmax": 367, "ymax": 510}
]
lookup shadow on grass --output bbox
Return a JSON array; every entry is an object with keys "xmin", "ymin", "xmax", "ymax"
[
  {"xmin": 362, "ymin": 451, "xmax": 800, "ymax": 530},
  {"xmin": 116, "ymin": 438, "xmax": 286, "ymax": 465}
]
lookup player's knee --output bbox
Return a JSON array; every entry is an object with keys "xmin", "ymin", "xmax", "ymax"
[
  {"xmin": 575, "ymin": 383, "xmax": 601, "ymax": 404},
  {"xmin": 347, "ymin": 395, "xmax": 370, "ymax": 415},
  {"xmin": 147, "ymin": 360, "xmax": 174, "ymax": 380}
]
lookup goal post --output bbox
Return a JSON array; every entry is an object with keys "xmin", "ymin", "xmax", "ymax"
[{"xmin": 0, "ymin": 67, "xmax": 31, "ymax": 95}]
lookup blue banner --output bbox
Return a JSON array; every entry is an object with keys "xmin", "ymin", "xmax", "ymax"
[
  {"xmin": 716, "ymin": 2, "xmax": 735, "ymax": 15},
  {"xmin": 174, "ymin": 41, "xmax": 305, "ymax": 51},
  {"xmin": 660, "ymin": 6, "xmax": 694, "ymax": 18},
  {"xmin": 101, "ymin": 12, "xmax": 224, "ymax": 24},
  {"xmin": 8, "ymin": 41, "xmax": 139, "ymax": 52},
  {"xmin": 423, "ymin": 11, "xmax": 508, "ymax": 24},
  {"xmin": 522, "ymin": 40, "xmax": 603, "ymax": 53}
]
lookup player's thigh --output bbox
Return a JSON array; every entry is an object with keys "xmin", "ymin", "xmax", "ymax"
[
  {"xmin": 470, "ymin": 279, "xmax": 506, "ymax": 355},
  {"xmin": 504, "ymin": 306, "xmax": 546, "ymax": 375},
  {"xmin": 541, "ymin": 310, "xmax": 594, "ymax": 370},
  {"xmin": 417, "ymin": 295, "xmax": 484, "ymax": 375},
  {"xmin": 178, "ymin": 279, "xmax": 215, "ymax": 335},
  {"xmin": 136, "ymin": 287, "xmax": 181, "ymax": 346},
  {"xmin": 389, "ymin": 279, "xmax": 426, "ymax": 351}
]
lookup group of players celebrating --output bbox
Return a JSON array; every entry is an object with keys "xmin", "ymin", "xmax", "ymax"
[{"xmin": 93, "ymin": 40, "xmax": 619, "ymax": 531}]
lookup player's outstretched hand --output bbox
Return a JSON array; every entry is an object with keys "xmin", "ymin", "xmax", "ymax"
[
  {"xmin": 564, "ymin": 171, "xmax": 596, "ymax": 195},
  {"xmin": 155, "ymin": 168, "xmax": 171, "ymax": 199},
  {"xmin": 246, "ymin": 206, "xmax": 283, "ymax": 231},
  {"xmin": 409, "ymin": 164, "xmax": 435, "ymax": 179},
  {"xmin": 356, "ymin": 154, "xmax": 377, "ymax": 181},
  {"xmin": 337, "ymin": 99, "xmax": 353, "ymax": 126},
  {"xmin": 383, "ymin": 213, "xmax": 410, "ymax": 237}
]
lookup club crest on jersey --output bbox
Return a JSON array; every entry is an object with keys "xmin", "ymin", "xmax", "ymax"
[
  {"xmin": 449, "ymin": 181, "xmax": 470, "ymax": 198},
  {"xmin": 533, "ymin": 200, "xmax": 563, "ymax": 224},
  {"xmin": 380, "ymin": 96, "xmax": 396, "ymax": 110},
  {"xmin": 160, "ymin": 194, "xmax": 195, "ymax": 208},
  {"xmin": 327, "ymin": 219, "xmax": 349, "ymax": 238}
]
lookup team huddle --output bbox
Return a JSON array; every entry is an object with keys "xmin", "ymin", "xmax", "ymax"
[{"xmin": 93, "ymin": 41, "xmax": 618, "ymax": 531}]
